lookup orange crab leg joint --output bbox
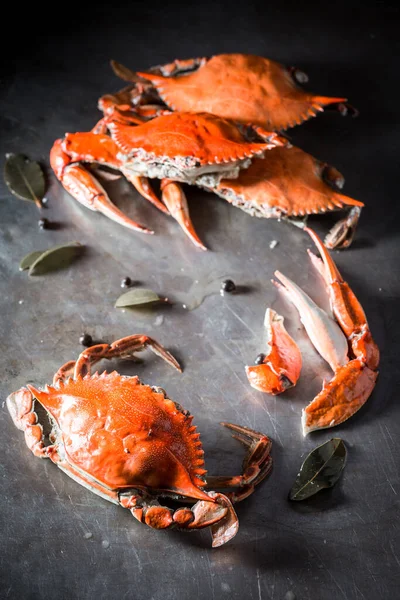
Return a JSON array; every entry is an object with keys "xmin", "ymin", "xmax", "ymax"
[{"xmin": 161, "ymin": 179, "xmax": 207, "ymax": 250}]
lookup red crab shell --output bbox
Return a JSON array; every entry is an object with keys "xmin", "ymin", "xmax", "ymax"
[
  {"xmin": 29, "ymin": 372, "xmax": 210, "ymax": 501},
  {"xmin": 202, "ymin": 145, "xmax": 364, "ymax": 219},
  {"xmin": 137, "ymin": 54, "xmax": 347, "ymax": 131},
  {"xmin": 107, "ymin": 111, "xmax": 275, "ymax": 166}
]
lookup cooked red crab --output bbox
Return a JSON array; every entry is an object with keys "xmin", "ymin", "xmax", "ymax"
[
  {"xmin": 110, "ymin": 53, "xmax": 353, "ymax": 131},
  {"xmin": 246, "ymin": 228, "xmax": 379, "ymax": 435},
  {"xmin": 50, "ymin": 111, "xmax": 284, "ymax": 246},
  {"xmin": 201, "ymin": 145, "xmax": 364, "ymax": 249},
  {"xmin": 7, "ymin": 334, "xmax": 272, "ymax": 547}
]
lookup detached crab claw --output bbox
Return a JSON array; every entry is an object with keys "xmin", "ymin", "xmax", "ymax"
[
  {"xmin": 246, "ymin": 309, "xmax": 302, "ymax": 394},
  {"xmin": 270, "ymin": 228, "xmax": 379, "ymax": 435}
]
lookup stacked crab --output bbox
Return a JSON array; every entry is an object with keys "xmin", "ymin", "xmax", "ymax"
[{"xmin": 51, "ymin": 53, "xmax": 363, "ymax": 250}]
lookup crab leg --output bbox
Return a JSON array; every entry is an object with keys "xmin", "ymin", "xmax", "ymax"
[
  {"xmin": 205, "ymin": 423, "xmax": 272, "ymax": 503},
  {"xmin": 320, "ymin": 161, "xmax": 362, "ymax": 250},
  {"xmin": 61, "ymin": 129, "xmax": 169, "ymax": 214},
  {"xmin": 123, "ymin": 171, "xmax": 169, "ymax": 215},
  {"xmin": 120, "ymin": 490, "xmax": 238, "ymax": 547},
  {"xmin": 305, "ymin": 228, "xmax": 368, "ymax": 334},
  {"xmin": 66, "ymin": 123, "xmax": 168, "ymax": 216},
  {"xmin": 305, "ymin": 227, "xmax": 380, "ymax": 369},
  {"xmin": 97, "ymin": 86, "xmax": 141, "ymax": 118},
  {"xmin": 325, "ymin": 206, "xmax": 362, "ymax": 250},
  {"xmin": 161, "ymin": 179, "xmax": 207, "ymax": 250},
  {"xmin": 112, "ymin": 57, "xmax": 208, "ymax": 83},
  {"xmin": 50, "ymin": 139, "xmax": 153, "ymax": 234},
  {"xmin": 53, "ymin": 334, "xmax": 181, "ymax": 384},
  {"xmin": 246, "ymin": 308, "xmax": 302, "ymax": 394},
  {"xmin": 154, "ymin": 57, "xmax": 208, "ymax": 77},
  {"xmin": 6, "ymin": 388, "xmax": 47, "ymax": 457}
]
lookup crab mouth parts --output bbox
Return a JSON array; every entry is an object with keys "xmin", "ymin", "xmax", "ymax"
[{"xmin": 120, "ymin": 152, "xmax": 252, "ymax": 185}]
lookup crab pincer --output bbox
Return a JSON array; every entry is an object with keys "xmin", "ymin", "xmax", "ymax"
[
  {"xmin": 246, "ymin": 308, "xmax": 302, "ymax": 394},
  {"xmin": 51, "ymin": 111, "xmax": 285, "ymax": 246},
  {"xmin": 271, "ymin": 228, "xmax": 379, "ymax": 434},
  {"xmin": 7, "ymin": 334, "xmax": 272, "ymax": 547}
]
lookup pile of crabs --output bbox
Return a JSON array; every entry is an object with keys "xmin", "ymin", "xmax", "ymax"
[{"xmin": 9, "ymin": 54, "xmax": 379, "ymax": 548}]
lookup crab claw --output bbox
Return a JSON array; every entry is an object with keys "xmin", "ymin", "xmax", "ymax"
[
  {"xmin": 208, "ymin": 492, "xmax": 239, "ymax": 548},
  {"xmin": 273, "ymin": 271, "xmax": 348, "ymax": 372},
  {"xmin": 325, "ymin": 206, "xmax": 362, "ymax": 250},
  {"xmin": 274, "ymin": 226, "xmax": 380, "ymax": 435},
  {"xmin": 302, "ymin": 358, "xmax": 378, "ymax": 435},
  {"xmin": 186, "ymin": 492, "xmax": 238, "ymax": 546},
  {"xmin": 161, "ymin": 179, "xmax": 207, "ymax": 250},
  {"xmin": 123, "ymin": 172, "xmax": 170, "ymax": 215},
  {"xmin": 246, "ymin": 309, "xmax": 302, "ymax": 394},
  {"xmin": 50, "ymin": 139, "xmax": 153, "ymax": 234},
  {"xmin": 305, "ymin": 227, "xmax": 380, "ymax": 369}
]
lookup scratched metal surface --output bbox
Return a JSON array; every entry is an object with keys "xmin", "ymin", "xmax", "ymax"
[{"xmin": 1, "ymin": 3, "xmax": 400, "ymax": 599}]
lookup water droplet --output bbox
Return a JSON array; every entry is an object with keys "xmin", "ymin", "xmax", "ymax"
[
  {"xmin": 269, "ymin": 240, "xmax": 278, "ymax": 249},
  {"xmin": 101, "ymin": 540, "xmax": 110, "ymax": 549},
  {"xmin": 83, "ymin": 532, "xmax": 92, "ymax": 540}
]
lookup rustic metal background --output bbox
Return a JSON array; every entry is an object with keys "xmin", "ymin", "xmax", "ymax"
[{"xmin": 1, "ymin": 2, "xmax": 399, "ymax": 598}]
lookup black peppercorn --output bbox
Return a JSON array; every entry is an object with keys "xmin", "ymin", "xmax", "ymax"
[
  {"xmin": 254, "ymin": 353, "xmax": 266, "ymax": 365},
  {"xmin": 38, "ymin": 218, "xmax": 49, "ymax": 229},
  {"xmin": 79, "ymin": 333, "xmax": 93, "ymax": 347},
  {"xmin": 121, "ymin": 277, "xmax": 132, "ymax": 288},
  {"xmin": 221, "ymin": 279, "xmax": 236, "ymax": 293}
]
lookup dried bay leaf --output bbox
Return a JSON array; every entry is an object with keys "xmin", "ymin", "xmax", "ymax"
[
  {"xmin": 19, "ymin": 250, "xmax": 46, "ymax": 271},
  {"xmin": 27, "ymin": 242, "xmax": 83, "ymax": 276},
  {"xmin": 289, "ymin": 438, "xmax": 347, "ymax": 501},
  {"xmin": 4, "ymin": 154, "xmax": 45, "ymax": 208},
  {"xmin": 115, "ymin": 288, "xmax": 162, "ymax": 308}
]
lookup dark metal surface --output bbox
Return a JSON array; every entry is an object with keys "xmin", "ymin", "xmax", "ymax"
[{"xmin": 1, "ymin": 3, "xmax": 399, "ymax": 599}]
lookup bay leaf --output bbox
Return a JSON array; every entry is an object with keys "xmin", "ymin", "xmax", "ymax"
[
  {"xmin": 115, "ymin": 288, "xmax": 162, "ymax": 308},
  {"xmin": 28, "ymin": 242, "xmax": 83, "ymax": 276},
  {"xmin": 19, "ymin": 250, "xmax": 46, "ymax": 271},
  {"xmin": 289, "ymin": 438, "xmax": 347, "ymax": 501},
  {"xmin": 4, "ymin": 154, "xmax": 45, "ymax": 208}
]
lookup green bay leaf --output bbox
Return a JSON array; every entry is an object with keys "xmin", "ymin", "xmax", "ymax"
[
  {"xmin": 4, "ymin": 154, "xmax": 45, "ymax": 208},
  {"xmin": 28, "ymin": 242, "xmax": 83, "ymax": 276},
  {"xmin": 289, "ymin": 438, "xmax": 347, "ymax": 501},
  {"xmin": 115, "ymin": 288, "xmax": 161, "ymax": 308}
]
